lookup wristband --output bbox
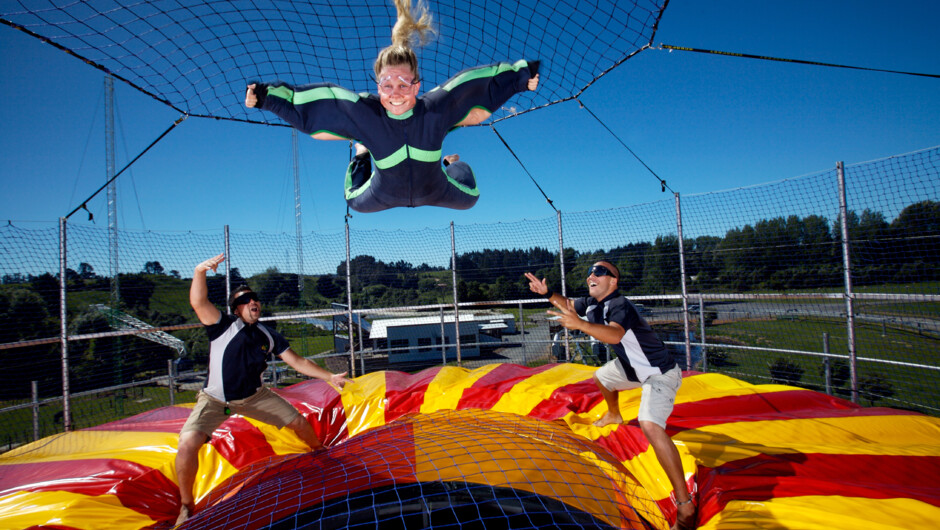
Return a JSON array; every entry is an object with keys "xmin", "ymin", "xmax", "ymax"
[
  {"xmin": 542, "ymin": 288, "xmax": 553, "ymax": 299},
  {"xmin": 676, "ymin": 498, "xmax": 693, "ymax": 507}
]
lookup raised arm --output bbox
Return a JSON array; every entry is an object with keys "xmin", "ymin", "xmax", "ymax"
[
  {"xmin": 431, "ymin": 60, "xmax": 540, "ymax": 128},
  {"xmin": 245, "ymin": 81, "xmax": 369, "ymax": 141},
  {"xmin": 525, "ymin": 271, "xmax": 574, "ymax": 312},
  {"xmin": 524, "ymin": 271, "xmax": 625, "ymax": 345},
  {"xmin": 279, "ymin": 349, "xmax": 353, "ymax": 388},
  {"xmin": 190, "ymin": 253, "xmax": 224, "ymax": 326}
]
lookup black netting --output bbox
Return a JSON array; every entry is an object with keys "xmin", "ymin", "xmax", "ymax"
[{"xmin": 0, "ymin": 0, "xmax": 668, "ymax": 123}]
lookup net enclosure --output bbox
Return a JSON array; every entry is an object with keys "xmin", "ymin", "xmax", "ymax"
[{"xmin": 0, "ymin": 0, "xmax": 669, "ymax": 124}]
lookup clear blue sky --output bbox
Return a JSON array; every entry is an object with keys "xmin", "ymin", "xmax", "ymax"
[{"xmin": 1, "ymin": 0, "xmax": 938, "ymax": 236}]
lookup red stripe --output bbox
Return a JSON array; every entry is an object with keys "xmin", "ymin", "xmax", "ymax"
[
  {"xmin": 209, "ymin": 416, "xmax": 277, "ymax": 469},
  {"xmin": 527, "ymin": 379, "xmax": 602, "ymax": 420},
  {"xmin": 197, "ymin": 421, "xmax": 419, "ymax": 527},
  {"xmin": 456, "ymin": 363, "xmax": 555, "ymax": 410},
  {"xmin": 384, "ymin": 367, "xmax": 441, "ymax": 423},
  {"xmin": 0, "ymin": 458, "xmax": 179, "ymax": 520},
  {"xmin": 695, "ymin": 453, "xmax": 940, "ymax": 525},
  {"xmin": 84, "ymin": 405, "xmax": 191, "ymax": 433},
  {"xmin": 666, "ymin": 389, "xmax": 916, "ymax": 435},
  {"xmin": 280, "ymin": 381, "xmax": 349, "ymax": 448}
]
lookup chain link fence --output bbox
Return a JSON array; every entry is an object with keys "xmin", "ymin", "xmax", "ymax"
[{"xmin": 1, "ymin": 146, "xmax": 938, "ymax": 452}]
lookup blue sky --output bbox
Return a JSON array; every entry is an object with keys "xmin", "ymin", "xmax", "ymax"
[{"xmin": 1, "ymin": 0, "xmax": 938, "ymax": 236}]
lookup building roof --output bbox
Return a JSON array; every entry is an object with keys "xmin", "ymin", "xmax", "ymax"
[{"xmin": 369, "ymin": 314, "xmax": 478, "ymax": 340}]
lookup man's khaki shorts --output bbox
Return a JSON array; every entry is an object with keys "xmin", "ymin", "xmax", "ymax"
[
  {"xmin": 595, "ymin": 361, "xmax": 682, "ymax": 428},
  {"xmin": 180, "ymin": 386, "xmax": 300, "ymax": 437}
]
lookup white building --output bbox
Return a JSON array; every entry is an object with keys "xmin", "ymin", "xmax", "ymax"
[{"xmin": 369, "ymin": 313, "xmax": 516, "ymax": 364}]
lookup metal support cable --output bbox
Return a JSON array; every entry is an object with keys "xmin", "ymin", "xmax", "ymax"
[
  {"xmin": 490, "ymin": 125, "xmax": 557, "ymax": 212},
  {"xmin": 659, "ymin": 43, "xmax": 940, "ymax": 79},
  {"xmin": 577, "ymin": 100, "xmax": 672, "ymax": 193},
  {"xmin": 66, "ymin": 114, "xmax": 188, "ymax": 220}
]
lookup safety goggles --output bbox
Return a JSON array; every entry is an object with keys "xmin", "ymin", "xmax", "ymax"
[
  {"xmin": 587, "ymin": 265, "xmax": 617, "ymax": 279},
  {"xmin": 231, "ymin": 292, "xmax": 259, "ymax": 307},
  {"xmin": 377, "ymin": 75, "xmax": 418, "ymax": 94}
]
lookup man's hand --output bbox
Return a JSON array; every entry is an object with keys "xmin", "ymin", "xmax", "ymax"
[
  {"xmin": 330, "ymin": 372, "xmax": 353, "ymax": 389},
  {"xmin": 527, "ymin": 74, "xmax": 539, "ymax": 91},
  {"xmin": 524, "ymin": 272, "xmax": 548, "ymax": 296},
  {"xmin": 672, "ymin": 500, "xmax": 696, "ymax": 530},
  {"xmin": 245, "ymin": 84, "xmax": 259, "ymax": 108},
  {"xmin": 196, "ymin": 253, "xmax": 225, "ymax": 274},
  {"xmin": 546, "ymin": 305, "xmax": 585, "ymax": 333}
]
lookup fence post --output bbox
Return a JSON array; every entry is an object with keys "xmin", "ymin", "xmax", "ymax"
[
  {"xmin": 440, "ymin": 301, "xmax": 447, "ymax": 365},
  {"xmin": 58, "ymin": 217, "xmax": 71, "ymax": 432},
  {"xmin": 837, "ymin": 162, "xmax": 859, "ymax": 403},
  {"xmin": 698, "ymin": 295, "xmax": 707, "ymax": 372},
  {"xmin": 32, "ymin": 381, "xmax": 40, "ymax": 441},
  {"xmin": 675, "ymin": 193, "xmax": 692, "ymax": 370},
  {"xmin": 822, "ymin": 332, "xmax": 831, "ymax": 395},
  {"xmin": 519, "ymin": 301, "xmax": 527, "ymax": 366},
  {"xmin": 224, "ymin": 225, "xmax": 231, "ymax": 314},
  {"xmin": 344, "ymin": 219, "xmax": 357, "ymax": 377},
  {"xmin": 450, "ymin": 222, "xmax": 461, "ymax": 367},
  {"xmin": 556, "ymin": 210, "xmax": 570, "ymax": 362},
  {"xmin": 168, "ymin": 359, "xmax": 176, "ymax": 406}
]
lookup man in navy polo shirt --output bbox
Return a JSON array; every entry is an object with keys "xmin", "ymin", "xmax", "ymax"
[
  {"xmin": 525, "ymin": 262, "xmax": 695, "ymax": 530},
  {"xmin": 175, "ymin": 253, "xmax": 351, "ymax": 525}
]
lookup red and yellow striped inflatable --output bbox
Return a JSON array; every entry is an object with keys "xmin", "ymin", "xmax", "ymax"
[{"xmin": 1, "ymin": 364, "xmax": 938, "ymax": 529}]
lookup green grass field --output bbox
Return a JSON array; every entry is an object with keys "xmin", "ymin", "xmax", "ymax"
[{"xmin": 703, "ymin": 316, "xmax": 940, "ymax": 413}]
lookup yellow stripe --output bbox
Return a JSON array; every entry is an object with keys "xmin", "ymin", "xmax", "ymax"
[
  {"xmin": 0, "ymin": 430, "xmax": 181, "ymax": 486},
  {"xmin": 490, "ymin": 363, "xmax": 594, "ymax": 415},
  {"xmin": 678, "ymin": 414, "xmax": 940, "ymax": 468},
  {"xmin": 0, "ymin": 490, "xmax": 156, "ymax": 529},
  {"xmin": 579, "ymin": 450, "xmax": 671, "ymax": 530},
  {"xmin": 340, "ymin": 371, "xmax": 388, "ymax": 436},
  {"xmin": 240, "ymin": 416, "xmax": 313, "ymax": 455},
  {"xmin": 419, "ymin": 364, "xmax": 501, "ymax": 413},
  {"xmin": 698, "ymin": 496, "xmax": 940, "ymax": 529},
  {"xmin": 411, "ymin": 410, "xmax": 641, "ymax": 529}
]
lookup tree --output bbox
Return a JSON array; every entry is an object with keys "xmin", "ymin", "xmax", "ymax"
[
  {"xmin": 768, "ymin": 357, "xmax": 804, "ymax": 386},
  {"xmin": 641, "ymin": 235, "xmax": 680, "ymax": 295},
  {"xmin": 858, "ymin": 374, "xmax": 895, "ymax": 406},
  {"xmin": 143, "ymin": 261, "xmax": 165, "ymax": 275},
  {"xmin": 78, "ymin": 262, "xmax": 97, "ymax": 279},
  {"xmin": 117, "ymin": 274, "xmax": 156, "ymax": 311},
  {"xmin": 818, "ymin": 358, "xmax": 850, "ymax": 391}
]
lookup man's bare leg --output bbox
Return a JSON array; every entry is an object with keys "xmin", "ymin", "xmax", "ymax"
[
  {"xmin": 287, "ymin": 414, "xmax": 323, "ymax": 451},
  {"xmin": 641, "ymin": 420, "xmax": 695, "ymax": 530},
  {"xmin": 593, "ymin": 373, "xmax": 623, "ymax": 427},
  {"xmin": 175, "ymin": 431, "xmax": 206, "ymax": 525}
]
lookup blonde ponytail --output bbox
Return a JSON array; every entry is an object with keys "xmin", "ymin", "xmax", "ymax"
[{"xmin": 374, "ymin": 0, "xmax": 436, "ymax": 80}]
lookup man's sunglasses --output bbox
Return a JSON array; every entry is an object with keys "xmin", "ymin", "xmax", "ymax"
[
  {"xmin": 232, "ymin": 292, "xmax": 259, "ymax": 306},
  {"xmin": 587, "ymin": 265, "xmax": 617, "ymax": 279}
]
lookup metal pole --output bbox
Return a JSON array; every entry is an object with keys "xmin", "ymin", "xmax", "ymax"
[
  {"xmin": 224, "ymin": 225, "xmax": 231, "ymax": 314},
  {"xmin": 675, "ymin": 193, "xmax": 692, "ymax": 370},
  {"xmin": 168, "ymin": 359, "xmax": 176, "ymax": 406},
  {"xmin": 698, "ymin": 294, "xmax": 707, "ymax": 372},
  {"xmin": 345, "ymin": 220, "xmax": 357, "ymax": 377},
  {"xmin": 59, "ymin": 217, "xmax": 71, "ymax": 432},
  {"xmin": 293, "ymin": 130, "xmax": 304, "ymax": 302},
  {"xmin": 557, "ymin": 210, "xmax": 570, "ymax": 362},
  {"xmin": 837, "ymin": 162, "xmax": 858, "ymax": 403},
  {"xmin": 450, "ymin": 222, "xmax": 461, "ymax": 366},
  {"xmin": 32, "ymin": 381, "xmax": 39, "ymax": 441},
  {"xmin": 440, "ymin": 300, "xmax": 447, "ymax": 365},
  {"xmin": 519, "ymin": 301, "xmax": 527, "ymax": 366}
]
